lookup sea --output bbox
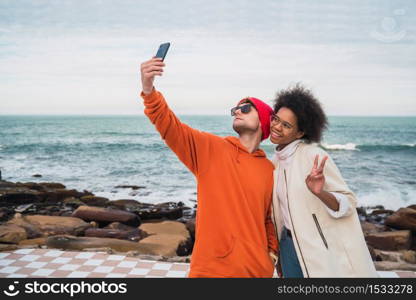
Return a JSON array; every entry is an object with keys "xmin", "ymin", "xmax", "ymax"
[{"xmin": 0, "ymin": 115, "xmax": 415, "ymax": 210}]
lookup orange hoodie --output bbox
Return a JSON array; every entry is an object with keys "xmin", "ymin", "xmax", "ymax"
[{"xmin": 141, "ymin": 89, "xmax": 278, "ymax": 278}]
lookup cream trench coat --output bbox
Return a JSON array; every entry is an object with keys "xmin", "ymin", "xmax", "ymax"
[{"xmin": 271, "ymin": 142, "xmax": 378, "ymax": 277}]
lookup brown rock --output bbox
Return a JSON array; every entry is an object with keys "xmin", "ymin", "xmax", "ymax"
[
  {"xmin": 80, "ymin": 196, "xmax": 109, "ymax": 207},
  {"xmin": 373, "ymin": 249, "xmax": 402, "ymax": 262},
  {"xmin": 7, "ymin": 213, "xmax": 43, "ymax": 238},
  {"xmin": 402, "ymin": 250, "xmax": 416, "ymax": 264},
  {"xmin": 366, "ymin": 230, "xmax": 412, "ymax": 251},
  {"xmin": 0, "ymin": 224, "xmax": 27, "ymax": 243},
  {"xmin": 72, "ymin": 206, "xmax": 141, "ymax": 227},
  {"xmin": 375, "ymin": 261, "xmax": 416, "ymax": 271},
  {"xmin": 46, "ymin": 235, "xmax": 163, "ymax": 253},
  {"xmin": 8, "ymin": 214, "xmax": 91, "ymax": 237},
  {"xmin": 408, "ymin": 205, "xmax": 416, "ymax": 210},
  {"xmin": 139, "ymin": 221, "xmax": 192, "ymax": 256},
  {"xmin": 385, "ymin": 208, "xmax": 416, "ymax": 231},
  {"xmin": 361, "ymin": 221, "xmax": 386, "ymax": 235},
  {"xmin": 0, "ymin": 243, "xmax": 18, "ymax": 251},
  {"xmin": 18, "ymin": 237, "xmax": 47, "ymax": 247}
]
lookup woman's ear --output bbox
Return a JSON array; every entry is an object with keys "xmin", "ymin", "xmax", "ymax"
[{"xmin": 296, "ymin": 131, "xmax": 305, "ymax": 139}]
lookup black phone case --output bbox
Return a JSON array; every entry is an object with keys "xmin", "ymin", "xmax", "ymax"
[{"xmin": 156, "ymin": 42, "xmax": 170, "ymax": 61}]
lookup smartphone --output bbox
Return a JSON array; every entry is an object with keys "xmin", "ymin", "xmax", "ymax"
[{"xmin": 155, "ymin": 42, "xmax": 170, "ymax": 61}]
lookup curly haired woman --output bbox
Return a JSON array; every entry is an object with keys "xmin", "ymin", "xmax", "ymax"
[{"xmin": 269, "ymin": 84, "xmax": 377, "ymax": 278}]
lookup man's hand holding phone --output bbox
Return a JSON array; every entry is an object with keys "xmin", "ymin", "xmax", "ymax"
[
  {"xmin": 141, "ymin": 42, "xmax": 170, "ymax": 95},
  {"xmin": 140, "ymin": 57, "xmax": 165, "ymax": 95}
]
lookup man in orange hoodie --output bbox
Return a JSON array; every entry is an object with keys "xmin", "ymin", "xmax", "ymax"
[{"xmin": 139, "ymin": 57, "xmax": 278, "ymax": 277}]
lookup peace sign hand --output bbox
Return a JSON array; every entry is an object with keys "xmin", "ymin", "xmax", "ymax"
[{"xmin": 305, "ymin": 155, "xmax": 328, "ymax": 196}]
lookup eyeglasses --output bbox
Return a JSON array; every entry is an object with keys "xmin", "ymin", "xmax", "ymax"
[
  {"xmin": 230, "ymin": 103, "xmax": 252, "ymax": 116},
  {"xmin": 270, "ymin": 114, "xmax": 294, "ymax": 130}
]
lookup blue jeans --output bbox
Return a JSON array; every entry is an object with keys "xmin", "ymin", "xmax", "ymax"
[{"xmin": 280, "ymin": 226, "xmax": 304, "ymax": 278}]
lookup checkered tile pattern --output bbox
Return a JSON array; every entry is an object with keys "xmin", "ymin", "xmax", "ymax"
[
  {"xmin": 0, "ymin": 249, "xmax": 189, "ymax": 278},
  {"xmin": 0, "ymin": 249, "xmax": 415, "ymax": 278}
]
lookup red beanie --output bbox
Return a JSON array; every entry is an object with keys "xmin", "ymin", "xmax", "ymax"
[{"xmin": 238, "ymin": 97, "xmax": 273, "ymax": 141}]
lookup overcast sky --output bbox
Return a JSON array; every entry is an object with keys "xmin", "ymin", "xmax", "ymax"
[{"xmin": 0, "ymin": 0, "xmax": 415, "ymax": 115}]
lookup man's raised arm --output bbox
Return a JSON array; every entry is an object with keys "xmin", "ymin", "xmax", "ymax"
[{"xmin": 140, "ymin": 57, "xmax": 213, "ymax": 176}]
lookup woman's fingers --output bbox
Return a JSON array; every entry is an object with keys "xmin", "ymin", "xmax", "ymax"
[
  {"xmin": 319, "ymin": 156, "xmax": 328, "ymax": 172},
  {"xmin": 313, "ymin": 155, "xmax": 319, "ymax": 169}
]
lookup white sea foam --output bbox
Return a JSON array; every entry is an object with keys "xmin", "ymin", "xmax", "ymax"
[
  {"xmin": 356, "ymin": 187, "xmax": 416, "ymax": 211},
  {"xmin": 321, "ymin": 143, "xmax": 358, "ymax": 151}
]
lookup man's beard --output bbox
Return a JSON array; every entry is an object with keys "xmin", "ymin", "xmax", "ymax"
[{"xmin": 233, "ymin": 122, "xmax": 259, "ymax": 136}]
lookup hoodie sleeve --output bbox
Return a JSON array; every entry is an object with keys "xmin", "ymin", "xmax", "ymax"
[{"xmin": 140, "ymin": 88, "xmax": 213, "ymax": 176}]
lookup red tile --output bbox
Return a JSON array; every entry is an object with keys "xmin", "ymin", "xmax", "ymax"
[
  {"xmin": 170, "ymin": 264, "xmax": 190, "ymax": 271},
  {"xmin": 49, "ymin": 270, "xmax": 73, "ymax": 277},
  {"xmin": 136, "ymin": 262, "xmax": 155, "ymax": 268},
  {"xmin": 77, "ymin": 266, "xmax": 97, "ymax": 272}
]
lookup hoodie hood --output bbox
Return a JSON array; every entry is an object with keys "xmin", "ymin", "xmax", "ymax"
[{"xmin": 225, "ymin": 136, "xmax": 266, "ymax": 163}]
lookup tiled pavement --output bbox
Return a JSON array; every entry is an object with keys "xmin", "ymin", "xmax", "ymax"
[{"xmin": 0, "ymin": 248, "xmax": 415, "ymax": 278}]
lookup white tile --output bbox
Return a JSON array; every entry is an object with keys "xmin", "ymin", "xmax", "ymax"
[
  {"xmin": 0, "ymin": 259, "xmax": 14, "ymax": 266},
  {"xmin": 84, "ymin": 259, "xmax": 104, "ymax": 266},
  {"xmin": 0, "ymin": 253, "xmax": 10, "ymax": 259},
  {"xmin": 67, "ymin": 271, "xmax": 89, "ymax": 278},
  {"xmin": 105, "ymin": 273, "xmax": 127, "ymax": 278},
  {"xmin": 153, "ymin": 263, "xmax": 171, "ymax": 271},
  {"xmin": 93, "ymin": 266, "xmax": 114, "ymax": 273},
  {"xmin": 58, "ymin": 264, "xmax": 80, "ymax": 271},
  {"xmin": 145, "ymin": 275, "xmax": 164, "ymax": 278},
  {"xmin": 0, "ymin": 266, "xmax": 21, "ymax": 274},
  {"xmin": 377, "ymin": 271, "xmax": 399, "ymax": 278},
  {"xmin": 129, "ymin": 268, "xmax": 150, "ymax": 276},
  {"xmin": 107, "ymin": 255, "xmax": 125, "ymax": 261},
  {"xmin": 19, "ymin": 255, "xmax": 40, "ymax": 262},
  {"xmin": 14, "ymin": 249, "xmax": 35, "ymax": 255},
  {"xmin": 117, "ymin": 261, "xmax": 137, "ymax": 268},
  {"xmin": 26, "ymin": 262, "xmax": 48, "ymax": 269},
  {"xmin": 44, "ymin": 250, "xmax": 65, "ymax": 257},
  {"xmin": 51, "ymin": 257, "xmax": 72, "ymax": 264},
  {"xmin": 165, "ymin": 270, "xmax": 187, "ymax": 278},
  {"xmin": 32, "ymin": 269, "xmax": 54, "ymax": 277},
  {"xmin": 6, "ymin": 274, "xmax": 28, "ymax": 278},
  {"xmin": 75, "ymin": 252, "xmax": 95, "ymax": 259}
]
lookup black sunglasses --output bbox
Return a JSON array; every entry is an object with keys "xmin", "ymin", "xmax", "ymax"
[{"xmin": 230, "ymin": 103, "xmax": 253, "ymax": 116}]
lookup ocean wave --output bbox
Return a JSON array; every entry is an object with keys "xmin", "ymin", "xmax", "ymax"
[
  {"xmin": 321, "ymin": 143, "xmax": 416, "ymax": 151},
  {"xmin": 321, "ymin": 143, "xmax": 358, "ymax": 151}
]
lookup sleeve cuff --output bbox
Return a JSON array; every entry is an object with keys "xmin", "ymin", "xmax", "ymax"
[{"xmin": 325, "ymin": 192, "xmax": 352, "ymax": 218}]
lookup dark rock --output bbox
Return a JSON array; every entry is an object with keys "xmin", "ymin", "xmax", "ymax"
[
  {"xmin": 109, "ymin": 200, "xmax": 184, "ymax": 220},
  {"xmin": 104, "ymin": 222, "xmax": 136, "ymax": 231},
  {"xmin": 185, "ymin": 218, "xmax": 195, "ymax": 242},
  {"xmin": 84, "ymin": 228, "xmax": 145, "ymax": 242},
  {"xmin": 408, "ymin": 205, "xmax": 416, "ymax": 210},
  {"xmin": 0, "ymin": 191, "xmax": 41, "ymax": 205},
  {"xmin": 79, "ymin": 195, "xmax": 109, "ymax": 207},
  {"xmin": 115, "ymin": 185, "xmax": 146, "ymax": 190},
  {"xmin": 366, "ymin": 230, "xmax": 412, "ymax": 251},
  {"xmin": 32, "ymin": 174, "xmax": 42, "ymax": 178},
  {"xmin": 46, "ymin": 235, "xmax": 161, "ymax": 253},
  {"xmin": 72, "ymin": 206, "xmax": 141, "ymax": 227},
  {"xmin": 385, "ymin": 208, "xmax": 416, "ymax": 231}
]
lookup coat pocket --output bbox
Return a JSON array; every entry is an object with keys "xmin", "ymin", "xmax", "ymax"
[{"xmin": 312, "ymin": 214, "xmax": 328, "ymax": 250}]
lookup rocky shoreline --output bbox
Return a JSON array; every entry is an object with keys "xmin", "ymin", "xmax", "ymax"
[{"xmin": 0, "ymin": 179, "xmax": 415, "ymax": 270}]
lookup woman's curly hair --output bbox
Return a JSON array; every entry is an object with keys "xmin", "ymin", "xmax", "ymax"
[{"xmin": 272, "ymin": 83, "xmax": 328, "ymax": 143}]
